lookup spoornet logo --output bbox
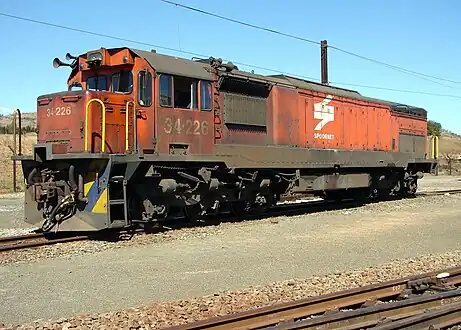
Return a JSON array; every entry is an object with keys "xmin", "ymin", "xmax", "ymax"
[
  {"xmin": 314, "ymin": 95, "xmax": 334, "ymax": 131},
  {"xmin": 313, "ymin": 95, "xmax": 335, "ymax": 140}
]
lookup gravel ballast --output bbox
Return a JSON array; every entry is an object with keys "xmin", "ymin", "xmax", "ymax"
[
  {"xmin": 0, "ymin": 192, "xmax": 35, "ymax": 238},
  {"xmin": 417, "ymin": 174, "xmax": 461, "ymax": 192},
  {"xmin": 4, "ymin": 250, "xmax": 461, "ymax": 330}
]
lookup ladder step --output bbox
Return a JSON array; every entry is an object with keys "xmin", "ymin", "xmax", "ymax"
[
  {"xmin": 110, "ymin": 220, "xmax": 127, "ymax": 228},
  {"xmin": 109, "ymin": 199, "xmax": 125, "ymax": 205},
  {"xmin": 108, "ymin": 164, "xmax": 129, "ymax": 228},
  {"xmin": 109, "ymin": 175, "xmax": 125, "ymax": 183}
]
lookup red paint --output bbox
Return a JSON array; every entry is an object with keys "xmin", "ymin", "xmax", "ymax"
[{"xmin": 156, "ymin": 107, "xmax": 214, "ymax": 155}]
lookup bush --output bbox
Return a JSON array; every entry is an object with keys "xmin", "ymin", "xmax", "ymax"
[
  {"xmin": 427, "ymin": 120, "xmax": 442, "ymax": 137},
  {"xmin": 0, "ymin": 124, "xmax": 36, "ymax": 134}
]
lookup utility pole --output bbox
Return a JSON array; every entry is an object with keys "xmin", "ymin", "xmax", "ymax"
[{"xmin": 321, "ymin": 40, "xmax": 329, "ymax": 85}]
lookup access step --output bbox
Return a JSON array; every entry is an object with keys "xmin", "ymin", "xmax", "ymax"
[{"xmin": 109, "ymin": 199, "xmax": 125, "ymax": 205}]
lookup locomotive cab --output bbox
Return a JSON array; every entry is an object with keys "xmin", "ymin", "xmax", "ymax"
[
  {"xmin": 17, "ymin": 47, "xmax": 217, "ymax": 233},
  {"xmin": 36, "ymin": 47, "xmax": 217, "ymax": 160}
]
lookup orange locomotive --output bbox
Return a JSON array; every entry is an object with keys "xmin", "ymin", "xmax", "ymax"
[{"xmin": 14, "ymin": 47, "xmax": 437, "ymax": 232}]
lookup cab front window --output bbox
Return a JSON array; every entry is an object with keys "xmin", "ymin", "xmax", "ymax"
[
  {"xmin": 111, "ymin": 71, "xmax": 133, "ymax": 94},
  {"xmin": 86, "ymin": 76, "xmax": 107, "ymax": 91}
]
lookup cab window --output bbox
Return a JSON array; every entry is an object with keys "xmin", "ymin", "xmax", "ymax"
[
  {"xmin": 159, "ymin": 74, "xmax": 211, "ymax": 110},
  {"xmin": 86, "ymin": 76, "xmax": 107, "ymax": 91},
  {"xmin": 159, "ymin": 74, "xmax": 173, "ymax": 107},
  {"xmin": 200, "ymin": 81, "xmax": 212, "ymax": 111},
  {"xmin": 111, "ymin": 71, "xmax": 133, "ymax": 93},
  {"xmin": 175, "ymin": 76, "xmax": 197, "ymax": 109},
  {"xmin": 138, "ymin": 71, "xmax": 152, "ymax": 106}
]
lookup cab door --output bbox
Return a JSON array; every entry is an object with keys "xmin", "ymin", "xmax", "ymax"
[
  {"xmin": 155, "ymin": 74, "xmax": 214, "ymax": 156},
  {"xmin": 135, "ymin": 68, "xmax": 155, "ymax": 153}
]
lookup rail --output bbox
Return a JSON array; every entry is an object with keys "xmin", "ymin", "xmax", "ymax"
[
  {"xmin": 125, "ymin": 101, "xmax": 137, "ymax": 152},
  {"xmin": 84, "ymin": 98, "xmax": 107, "ymax": 153},
  {"xmin": 164, "ymin": 265, "xmax": 461, "ymax": 330},
  {"xmin": 0, "ymin": 233, "xmax": 90, "ymax": 252},
  {"xmin": 0, "ymin": 228, "xmax": 147, "ymax": 253}
]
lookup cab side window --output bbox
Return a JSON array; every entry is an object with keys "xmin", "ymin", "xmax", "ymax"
[
  {"xmin": 138, "ymin": 71, "xmax": 152, "ymax": 106},
  {"xmin": 159, "ymin": 74, "xmax": 173, "ymax": 107},
  {"xmin": 174, "ymin": 76, "xmax": 197, "ymax": 109},
  {"xmin": 159, "ymin": 74, "xmax": 197, "ymax": 109},
  {"xmin": 159, "ymin": 74, "xmax": 212, "ymax": 111},
  {"xmin": 200, "ymin": 81, "xmax": 212, "ymax": 111}
]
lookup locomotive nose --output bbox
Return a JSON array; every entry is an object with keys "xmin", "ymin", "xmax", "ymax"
[{"xmin": 36, "ymin": 91, "xmax": 84, "ymax": 153}]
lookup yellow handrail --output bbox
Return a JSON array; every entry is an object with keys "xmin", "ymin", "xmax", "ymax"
[
  {"xmin": 431, "ymin": 135, "xmax": 439, "ymax": 159},
  {"xmin": 85, "ymin": 98, "xmax": 106, "ymax": 153},
  {"xmin": 125, "ymin": 101, "xmax": 137, "ymax": 152}
]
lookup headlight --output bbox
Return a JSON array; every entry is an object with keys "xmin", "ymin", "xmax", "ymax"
[{"xmin": 88, "ymin": 51, "xmax": 103, "ymax": 62}]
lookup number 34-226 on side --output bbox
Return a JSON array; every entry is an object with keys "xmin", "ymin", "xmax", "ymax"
[
  {"xmin": 46, "ymin": 107, "xmax": 72, "ymax": 117},
  {"xmin": 164, "ymin": 117, "xmax": 209, "ymax": 135}
]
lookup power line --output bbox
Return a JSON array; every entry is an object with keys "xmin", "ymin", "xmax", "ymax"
[
  {"xmin": 159, "ymin": 0, "xmax": 319, "ymax": 46},
  {"xmin": 328, "ymin": 46, "xmax": 459, "ymax": 89},
  {"xmin": 159, "ymin": 0, "xmax": 461, "ymax": 87},
  {"xmin": 0, "ymin": 12, "xmax": 320, "ymax": 82},
  {"xmin": 1, "ymin": 11, "xmax": 461, "ymax": 99},
  {"xmin": 329, "ymin": 81, "xmax": 461, "ymax": 99},
  {"xmin": 0, "ymin": 12, "xmax": 205, "ymax": 58}
]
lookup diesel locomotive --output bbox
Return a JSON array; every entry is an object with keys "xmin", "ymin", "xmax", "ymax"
[{"xmin": 13, "ymin": 47, "xmax": 437, "ymax": 232}]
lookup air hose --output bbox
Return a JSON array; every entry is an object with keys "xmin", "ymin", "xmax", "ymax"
[{"xmin": 41, "ymin": 194, "xmax": 76, "ymax": 232}]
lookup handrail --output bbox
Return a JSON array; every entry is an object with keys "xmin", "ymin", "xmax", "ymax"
[
  {"xmin": 125, "ymin": 101, "xmax": 137, "ymax": 152},
  {"xmin": 431, "ymin": 135, "xmax": 439, "ymax": 159},
  {"xmin": 84, "ymin": 98, "xmax": 106, "ymax": 153}
]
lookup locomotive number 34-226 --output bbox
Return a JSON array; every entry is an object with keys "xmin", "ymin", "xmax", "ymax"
[
  {"xmin": 46, "ymin": 106, "xmax": 72, "ymax": 117},
  {"xmin": 164, "ymin": 117, "xmax": 209, "ymax": 135}
]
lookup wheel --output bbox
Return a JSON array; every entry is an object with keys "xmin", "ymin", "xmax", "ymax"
[{"xmin": 229, "ymin": 200, "xmax": 250, "ymax": 217}]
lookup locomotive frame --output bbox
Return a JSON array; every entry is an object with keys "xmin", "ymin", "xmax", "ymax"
[{"xmin": 13, "ymin": 47, "xmax": 437, "ymax": 233}]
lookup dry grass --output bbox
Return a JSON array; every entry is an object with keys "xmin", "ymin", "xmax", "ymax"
[
  {"xmin": 433, "ymin": 132, "xmax": 461, "ymax": 175},
  {"xmin": 0, "ymin": 131, "xmax": 459, "ymax": 193},
  {"xmin": 438, "ymin": 132, "xmax": 461, "ymax": 154},
  {"xmin": 0, "ymin": 133, "xmax": 36, "ymax": 193},
  {"xmin": 0, "ymin": 112, "xmax": 36, "ymax": 128}
]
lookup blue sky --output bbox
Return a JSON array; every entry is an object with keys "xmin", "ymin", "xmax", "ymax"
[{"xmin": 1, "ymin": 0, "xmax": 461, "ymax": 133}]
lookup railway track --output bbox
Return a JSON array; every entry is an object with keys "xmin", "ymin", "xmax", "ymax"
[
  {"xmin": 0, "ymin": 232, "xmax": 90, "ymax": 252},
  {"xmin": 218, "ymin": 187, "xmax": 461, "ymax": 223},
  {"xmin": 416, "ymin": 188, "xmax": 461, "ymax": 196},
  {"xmin": 164, "ymin": 265, "xmax": 461, "ymax": 330},
  {"xmin": 1, "ymin": 188, "xmax": 460, "ymax": 253}
]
